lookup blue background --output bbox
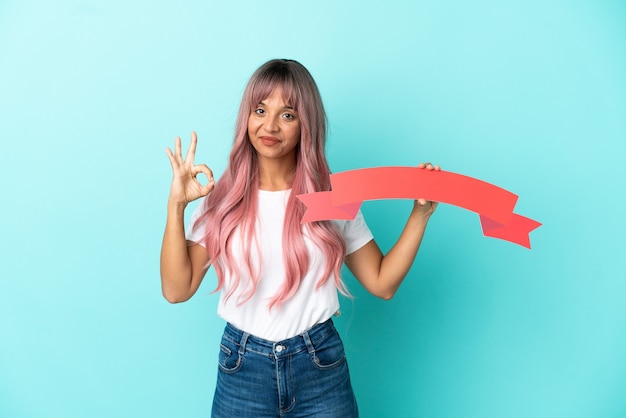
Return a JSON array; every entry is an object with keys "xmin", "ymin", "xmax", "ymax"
[{"xmin": 1, "ymin": 1, "xmax": 625, "ymax": 417}]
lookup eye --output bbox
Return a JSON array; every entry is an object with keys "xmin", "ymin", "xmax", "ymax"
[
  {"xmin": 283, "ymin": 112, "xmax": 295, "ymax": 120},
  {"xmin": 254, "ymin": 108, "xmax": 265, "ymax": 115}
]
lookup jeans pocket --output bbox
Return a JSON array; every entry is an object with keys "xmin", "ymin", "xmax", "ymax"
[
  {"xmin": 218, "ymin": 339, "xmax": 244, "ymax": 374},
  {"xmin": 310, "ymin": 330, "xmax": 347, "ymax": 371}
]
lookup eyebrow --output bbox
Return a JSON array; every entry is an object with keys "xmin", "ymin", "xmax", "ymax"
[{"xmin": 257, "ymin": 101, "xmax": 296, "ymax": 110}]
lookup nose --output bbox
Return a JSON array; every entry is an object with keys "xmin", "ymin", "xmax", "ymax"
[{"xmin": 264, "ymin": 114, "xmax": 280, "ymax": 132}]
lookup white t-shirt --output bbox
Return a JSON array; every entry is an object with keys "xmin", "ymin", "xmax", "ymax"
[{"xmin": 186, "ymin": 189, "xmax": 373, "ymax": 341}]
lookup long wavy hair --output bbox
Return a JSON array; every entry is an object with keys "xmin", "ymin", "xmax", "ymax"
[{"xmin": 196, "ymin": 59, "xmax": 347, "ymax": 310}]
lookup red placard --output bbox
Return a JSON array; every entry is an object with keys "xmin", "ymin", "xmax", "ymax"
[{"xmin": 297, "ymin": 167, "xmax": 541, "ymax": 249}]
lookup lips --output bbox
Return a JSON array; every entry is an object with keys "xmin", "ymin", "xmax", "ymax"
[{"xmin": 260, "ymin": 136, "xmax": 280, "ymax": 146}]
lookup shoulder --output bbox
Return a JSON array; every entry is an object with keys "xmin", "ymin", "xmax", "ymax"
[{"xmin": 332, "ymin": 210, "xmax": 374, "ymax": 255}]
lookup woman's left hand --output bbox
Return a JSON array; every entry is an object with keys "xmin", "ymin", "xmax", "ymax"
[
  {"xmin": 345, "ymin": 161, "xmax": 442, "ymax": 300},
  {"xmin": 413, "ymin": 162, "xmax": 440, "ymax": 218}
]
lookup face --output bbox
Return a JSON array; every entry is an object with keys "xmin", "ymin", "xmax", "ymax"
[{"xmin": 247, "ymin": 88, "xmax": 301, "ymax": 165}]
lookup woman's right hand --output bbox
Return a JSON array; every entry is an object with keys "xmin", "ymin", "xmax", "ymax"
[{"xmin": 165, "ymin": 131, "xmax": 215, "ymax": 206}]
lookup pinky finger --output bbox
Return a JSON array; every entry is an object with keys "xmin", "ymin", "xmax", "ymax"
[{"xmin": 165, "ymin": 147, "xmax": 177, "ymax": 166}]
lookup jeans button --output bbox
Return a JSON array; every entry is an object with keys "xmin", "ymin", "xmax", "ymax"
[{"xmin": 276, "ymin": 345, "xmax": 285, "ymax": 353}]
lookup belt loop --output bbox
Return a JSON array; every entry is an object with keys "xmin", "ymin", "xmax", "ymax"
[
  {"xmin": 238, "ymin": 331, "xmax": 250, "ymax": 356},
  {"xmin": 302, "ymin": 329, "xmax": 315, "ymax": 355}
]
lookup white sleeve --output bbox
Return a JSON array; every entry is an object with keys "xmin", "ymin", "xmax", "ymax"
[
  {"xmin": 185, "ymin": 198, "xmax": 207, "ymax": 248},
  {"xmin": 333, "ymin": 210, "xmax": 374, "ymax": 255}
]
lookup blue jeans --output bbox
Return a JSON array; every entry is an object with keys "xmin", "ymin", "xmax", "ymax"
[{"xmin": 211, "ymin": 319, "xmax": 359, "ymax": 417}]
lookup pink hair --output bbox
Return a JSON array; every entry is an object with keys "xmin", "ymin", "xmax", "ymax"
[{"xmin": 195, "ymin": 59, "xmax": 347, "ymax": 309}]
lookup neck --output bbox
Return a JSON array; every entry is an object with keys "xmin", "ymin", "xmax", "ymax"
[{"xmin": 257, "ymin": 158, "xmax": 296, "ymax": 191}]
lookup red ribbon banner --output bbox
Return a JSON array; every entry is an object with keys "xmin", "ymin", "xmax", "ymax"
[{"xmin": 297, "ymin": 167, "xmax": 542, "ymax": 249}]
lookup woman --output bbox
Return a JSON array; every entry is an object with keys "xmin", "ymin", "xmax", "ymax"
[{"xmin": 161, "ymin": 59, "xmax": 439, "ymax": 417}]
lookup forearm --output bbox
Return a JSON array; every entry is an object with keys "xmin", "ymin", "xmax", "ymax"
[
  {"xmin": 346, "ymin": 164, "xmax": 439, "ymax": 300},
  {"xmin": 376, "ymin": 209, "xmax": 430, "ymax": 298},
  {"xmin": 160, "ymin": 202, "xmax": 194, "ymax": 302}
]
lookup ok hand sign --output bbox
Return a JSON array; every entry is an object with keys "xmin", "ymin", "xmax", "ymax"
[{"xmin": 165, "ymin": 132, "xmax": 214, "ymax": 206}]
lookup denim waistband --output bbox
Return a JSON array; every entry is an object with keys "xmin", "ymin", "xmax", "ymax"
[{"xmin": 222, "ymin": 319, "xmax": 336, "ymax": 359}]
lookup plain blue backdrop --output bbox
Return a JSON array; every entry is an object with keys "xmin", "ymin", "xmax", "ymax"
[{"xmin": 1, "ymin": 0, "xmax": 625, "ymax": 417}]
